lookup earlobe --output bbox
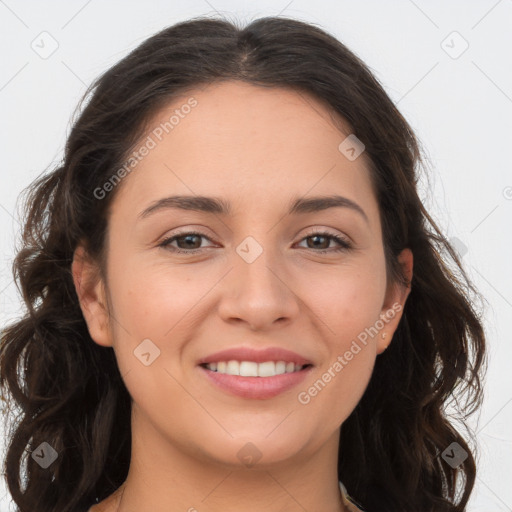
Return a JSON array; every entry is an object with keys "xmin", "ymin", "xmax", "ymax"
[
  {"xmin": 72, "ymin": 245, "xmax": 113, "ymax": 347},
  {"xmin": 377, "ymin": 248, "xmax": 413, "ymax": 354}
]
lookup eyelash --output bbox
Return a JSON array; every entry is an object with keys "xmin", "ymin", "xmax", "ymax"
[{"xmin": 158, "ymin": 230, "xmax": 352, "ymax": 255}]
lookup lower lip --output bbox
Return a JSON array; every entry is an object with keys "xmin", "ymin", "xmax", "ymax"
[{"xmin": 199, "ymin": 365, "xmax": 313, "ymax": 400}]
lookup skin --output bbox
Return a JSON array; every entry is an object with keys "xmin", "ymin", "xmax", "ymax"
[{"xmin": 73, "ymin": 81, "xmax": 413, "ymax": 512}]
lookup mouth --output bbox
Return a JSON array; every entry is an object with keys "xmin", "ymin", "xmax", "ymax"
[
  {"xmin": 197, "ymin": 347, "xmax": 314, "ymax": 399},
  {"xmin": 197, "ymin": 360, "xmax": 313, "ymax": 400},
  {"xmin": 199, "ymin": 360, "xmax": 313, "ymax": 377}
]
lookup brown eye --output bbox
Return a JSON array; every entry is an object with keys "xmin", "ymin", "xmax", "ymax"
[
  {"xmin": 297, "ymin": 232, "xmax": 352, "ymax": 253},
  {"xmin": 159, "ymin": 232, "xmax": 213, "ymax": 253},
  {"xmin": 306, "ymin": 234, "xmax": 330, "ymax": 250},
  {"xmin": 174, "ymin": 234, "xmax": 203, "ymax": 250}
]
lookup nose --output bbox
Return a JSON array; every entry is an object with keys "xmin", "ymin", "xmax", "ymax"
[{"xmin": 217, "ymin": 243, "xmax": 300, "ymax": 331}]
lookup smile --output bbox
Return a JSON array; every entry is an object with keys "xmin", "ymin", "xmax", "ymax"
[
  {"xmin": 198, "ymin": 362, "xmax": 313, "ymax": 399},
  {"xmin": 201, "ymin": 360, "xmax": 310, "ymax": 377}
]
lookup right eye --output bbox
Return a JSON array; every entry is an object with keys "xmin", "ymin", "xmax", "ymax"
[{"xmin": 158, "ymin": 232, "xmax": 215, "ymax": 254}]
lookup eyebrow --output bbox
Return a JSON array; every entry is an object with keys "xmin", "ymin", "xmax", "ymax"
[{"xmin": 138, "ymin": 194, "xmax": 368, "ymax": 223}]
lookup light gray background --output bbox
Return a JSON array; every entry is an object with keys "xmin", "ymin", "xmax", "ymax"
[{"xmin": 1, "ymin": 1, "xmax": 511, "ymax": 510}]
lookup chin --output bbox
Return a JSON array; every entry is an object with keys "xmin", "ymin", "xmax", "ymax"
[{"xmin": 191, "ymin": 430, "xmax": 312, "ymax": 470}]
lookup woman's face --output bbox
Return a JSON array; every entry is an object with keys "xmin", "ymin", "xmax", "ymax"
[{"xmin": 75, "ymin": 81, "xmax": 411, "ymax": 470}]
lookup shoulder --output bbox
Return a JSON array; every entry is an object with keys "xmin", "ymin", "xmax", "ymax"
[
  {"xmin": 86, "ymin": 486, "xmax": 124, "ymax": 512},
  {"xmin": 339, "ymin": 481, "xmax": 367, "ymax": 512}
]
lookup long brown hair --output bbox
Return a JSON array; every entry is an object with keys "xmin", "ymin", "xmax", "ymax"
[{"xmin": 0, "ymin": 15, "xmax": 486, "ymax": 512}]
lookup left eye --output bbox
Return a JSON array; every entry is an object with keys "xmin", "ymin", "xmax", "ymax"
[
  {"xmin": 158, "ymin": 232, "xmax": 352, "ymax": 254},
  {"xmin": 296, "ymin": 232, "xmax": 352, "ymax": 253}
]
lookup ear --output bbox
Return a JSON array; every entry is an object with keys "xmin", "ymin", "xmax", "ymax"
[
  {"xmin": 72, "ymin": 244, "xmax": 113, "ymax": 347},
  {"xmin": 376, "ymin": 248, "xmax": 413, "ymax": 354}
]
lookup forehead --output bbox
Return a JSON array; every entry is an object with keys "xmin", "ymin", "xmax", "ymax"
[
  {"xmin": 111, "ymin": 80, "xmax": 378, "ymax": 222},
  {"xmin": 156, "ymin": 81, "xmax": 355, "ymax": 159}
]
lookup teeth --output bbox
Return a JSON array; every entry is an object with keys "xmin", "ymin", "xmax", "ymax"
[
  {"xmin": 227, "ymin": 360, "xmax": 240, "ymax": 375},
  {"xmin": 275, "ymin": 361, "xmax": 286, "ymax": 374},
  {"xmin": 205, "ymin": 360, "xmax": 307, "ymax": 377},
  {"xmin": 258, "ymin": 361, "xmax": 275, "ymax": 377},
  {"xmin": 240, "ymin": 361, "xmax": 258, "ymax": 377}
]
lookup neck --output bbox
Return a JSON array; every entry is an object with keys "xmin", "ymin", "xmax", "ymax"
[{"xmin": 113, "ymin": 408, "xmax": 348, "ymax": 512}]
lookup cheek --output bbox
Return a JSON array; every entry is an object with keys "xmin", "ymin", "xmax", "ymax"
[
  {"xmin": 297, "ymin": 347, "xmax": 375, "ymax": 440},
  {"xmin": 104, "ymin": 256, "xmax": 231, "ymax": 409},
  {"xmin": 105, "ymin": 261, "xmax": 208, "ymax": 422},
  {"xmin": 294, "ymin": 259, "xmax": 386, "ymax": 427},
  {"xmin": 108, "ymin": 258, "xmax": 206, "ymax": 339},
  {"xmin": 304, "ymin": 258, "xmax": 387, "ymax": 345}
]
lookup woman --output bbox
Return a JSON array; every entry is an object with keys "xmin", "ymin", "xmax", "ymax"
[{"xmin": 0, "ymin": 15, "xmax": 486, "ymax": 512}]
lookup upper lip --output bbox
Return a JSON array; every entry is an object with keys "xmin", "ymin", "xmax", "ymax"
[{"xmin": 198, "ymin": 347, "xmax": 313, "ymax": 366}]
